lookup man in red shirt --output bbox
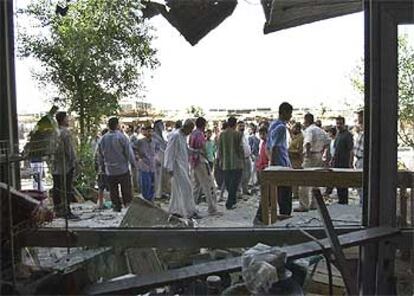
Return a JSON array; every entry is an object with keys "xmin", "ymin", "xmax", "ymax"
[
  {"xmin": 256, "ymin": 125, "xmax": 269, "ymax": 177},
  {"xmin": 189, "ymin": 117, "xmax": 218, "ymax": 214}
]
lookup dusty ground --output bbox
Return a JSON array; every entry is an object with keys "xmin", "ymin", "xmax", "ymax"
[{"xmin": 37, "ymin": 187, "xmax": 363, "ymax": 229}]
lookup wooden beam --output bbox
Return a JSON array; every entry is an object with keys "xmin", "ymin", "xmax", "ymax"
[
  {"xmin": 313, "ymin": 190, "xmax": 357, "ymax": 295},
  {"xmin": 83, "ymin": 227, "xmax": 399, "ymax": 295},
  {"xmin": 263, "ymin": 0, "xmax": 362, "ymax": 34},
  {"xmin": 366, "ymin": 1, "xmax": 401, "ymax": 294},
  {"xmin": 261, "ymin": 168, "xmax": 414, "ymax": 188},
  {"xmin": 0, "ymin": 0, "xmax": 20, "ymax": 188},
  {"xmin": 359, "ymin": 1, "xmax": 375, "ymax": 294},
  {"xmin": 16, "ymin": 226, "xmax": 363, "ymax": 249}
]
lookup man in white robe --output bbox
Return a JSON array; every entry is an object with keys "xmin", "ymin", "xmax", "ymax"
[
  {"xmin": 164, "ymin": 119, "xmax": 199, "ymax": 219},
  {"xmin": 153, "ymin": 120, "xmax": 167, "ymax": 198}
]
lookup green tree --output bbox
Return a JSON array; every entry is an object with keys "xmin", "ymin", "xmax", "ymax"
[
  {"xmin": 350, "ymin": 35, "xmax": 414, "ymax": 148},
  {"xmin": 186, "ymin": 105, "xmax": 205, "ymax": 118},
  {"xmin": 18, "ymin": 0, "xmax": 158, "ymax": 197},
  {"xmin": 18, "ymin": 0, "xmax": 158, "ymax": 138},
  {"xmin": 398, "ymin": 36, "xmax": 414, "ymax": 148}
]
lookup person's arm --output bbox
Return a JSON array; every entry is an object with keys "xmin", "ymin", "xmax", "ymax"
[
  {"xmin": 304, "ymin": 142, "xmax": 311, "ymax": 158},
  {"xmin": 348, "ymin": 133, "xmax": 354, "ymax": 168},
  {"xmin": 212, "ymin": 141, "xmax": 217, "ymax": 158},
  {"xmin": 266, "ymin": 130, "xmax": 273, "ymax": 164},
  {"xmin": 272, "ymin": 125, "xmax": 286, "ymax": 166},
  {"xmin": 62, "ymin": 130, "xmax": 73, "ymax": 161},
  {"xmin": 298, "ymin": 136, "xmax": 304, "ymax": 156},
  {"xmin": 303, "ymin": 129, "xmax": 312, "ymax": 158},
  {"xmin": 330, "ymin": 139, "xmax": 337, "ymax": 167},
  {"xmin": 238, "ymin": 133, "xmax": 245, "ymax": 159},
  {"xmin": 62, "ymin": 129, "xmax": 78, "ymax": 170},
  {"xmin": 121, "ymin": 134, "xmax": 136, "ymax": 168},
  {"xmin": 128, "ymin": 142, "xmax": 137, "ymax": 169},
  {"xmin": 98, "ymin": 140, "xmax": 105, "ymax": 173},
  {"xmin": 217, "ymin": 136, "xmax": 222, "ymax": 166}
]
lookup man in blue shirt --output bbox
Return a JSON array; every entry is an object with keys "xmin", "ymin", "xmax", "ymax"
[
  {"xmin": 254, "ymin": 102, "xmax": 293, "ymax": 224},
  {"xmin": 98, "ymin": 117, "xmax": 137, "ymax": 212}
]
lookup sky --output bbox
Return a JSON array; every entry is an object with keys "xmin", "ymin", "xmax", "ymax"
[{"xmin": 14, "ymin": 0, "xmax": 414, "ymax": 114}]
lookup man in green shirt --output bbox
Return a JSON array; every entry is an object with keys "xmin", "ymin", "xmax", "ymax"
[
  {"xmin": 218, "ymin": 116, "xmax": 244, "ymax": 209},
  {"xmin": 205, "ymin": 129, "xmax": 216, "ymax": 169}
]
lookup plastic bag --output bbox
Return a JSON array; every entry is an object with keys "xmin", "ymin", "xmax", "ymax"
[{"xmin": 241, "ymin": 243, "xmax": 288, "ymax": 294}]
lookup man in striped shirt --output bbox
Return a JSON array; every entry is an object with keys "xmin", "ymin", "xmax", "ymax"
[{"xmin": 218, "ymin": 116, "xmax": 244, "ymax": 210}]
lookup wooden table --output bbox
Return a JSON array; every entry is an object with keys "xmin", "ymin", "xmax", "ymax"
[{"xmin": 260, "ymin": 167, "xmax": 414, "ymax": 225}]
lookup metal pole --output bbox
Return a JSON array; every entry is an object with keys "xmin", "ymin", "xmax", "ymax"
[
  {"xmin": 62, "ymin": 138, "xmax": 70, "ymax": 255},
  {"xmin": 6, "ymin": 145, "xmax": 16, "ymax": 287}
]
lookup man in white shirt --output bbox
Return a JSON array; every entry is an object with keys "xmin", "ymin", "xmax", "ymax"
[
  {"xmin": 354, "ymin": 110, "xmax": 364, "ymax": 205},
  {"xmin": 295, "ymin": 113, "xmax": 329, "ymax": 212}
]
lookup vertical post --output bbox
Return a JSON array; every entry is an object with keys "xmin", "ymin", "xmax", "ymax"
[
  {"xmin": 5, "ymin": 148, "xmax": 16, "ymax": 287},
  {"xmin": 411, "ymin": 188, "xmax": 414, "ymax": 274},
  {"xmin": 360, "ymin": 1, "xmax": 398, "ymax": 295},
  {"xmin": 0, "ymin": 0, "xmax": 20, "ymax": 188},
  {"xmin": 359, "ymin": 2, "xmax": 377, "ymax": 293}
]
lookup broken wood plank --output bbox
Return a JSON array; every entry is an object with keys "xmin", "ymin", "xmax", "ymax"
[
  {"xmin": 16, "ymin": 227, "xmax": 363, "ymax": 249},
  {"xmin": 313, "ymin": 189, "xmax": 358, "ymax": 295},
  {"xmin": 83, "ymin": 227, "xmax": 399, "ymax": 295}
]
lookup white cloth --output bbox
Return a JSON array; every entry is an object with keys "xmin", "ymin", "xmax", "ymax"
[
  {"xmin": 303, "ymin": 124, "xmax": 329, "ymax": 153},
  {"xmin": 329, "ymin": 140, "xmax": 335, "ymax": 158},
  {"xmin": 242, "ymin": 135, "xmax": 252, "ymax": 158},
  {"xmin": 164, "ymin": 130, "xmax": 197, "ymax": 218},
  {"xmin": 299, "ymin": 154, "xmax": 325, "ymax": 209},
  {"xmin": 31, "ymin": 161, "xmax": 44, "ymax": 191},
  {"xmin": 154, "ymin": 151, "xmax": 164, "ymax": 198}
]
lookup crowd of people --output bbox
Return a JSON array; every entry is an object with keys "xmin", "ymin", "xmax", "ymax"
[{"xmin": 48, "ymin": 103, "xmax": 364, "ymax": 223}]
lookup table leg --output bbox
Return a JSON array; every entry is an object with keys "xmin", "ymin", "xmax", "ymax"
[
  {"xmin": 261, "ymin": 183, "xmax": 270, "ymax": 225},
  {"xmin": 270, "ymin": 185, "xmax": 278, "ymax": 224}
]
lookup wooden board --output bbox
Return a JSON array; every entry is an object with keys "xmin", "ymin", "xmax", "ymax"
[
  {"xmin": 16, "ymin": 227, "xmax": 363, "ymax": 249},
  {"xmin": 261, "ymin": 167, "xmax": 414, "ymax": 188}
]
